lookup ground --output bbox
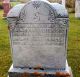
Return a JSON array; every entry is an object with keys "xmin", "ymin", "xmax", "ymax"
[{"xmin": 0, "ymin": 10, "xmax": 80, "ymax": 77}]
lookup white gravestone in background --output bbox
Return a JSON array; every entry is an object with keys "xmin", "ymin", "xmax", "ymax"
[
  {"xmin": 7, "ymin": 0, "xmax": 73, "ymax": 77},
  {"xmin": 75, "ymin": 0, "xmax": 80, "ymax": 18},
  {"xmin": 62, "ymin": 0, "xmax": 65, "ymax": 7}
]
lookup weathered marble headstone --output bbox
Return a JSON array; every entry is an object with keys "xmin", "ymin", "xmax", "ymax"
[
  {"xmin": 75, "ymin": 0, "xmax": 80, "ymax": 18},
  {"xmin": 7, "ymin": 0, "xmax": 73, "ymax": 77},
  {"xmin": 3, "ymin": 0, "xmax": 11, "ymax": 17}
]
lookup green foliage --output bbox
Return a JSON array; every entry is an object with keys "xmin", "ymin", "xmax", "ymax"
[{"xmin": 0, "ymin": 10, "xmax": 80, "ymax": 77}]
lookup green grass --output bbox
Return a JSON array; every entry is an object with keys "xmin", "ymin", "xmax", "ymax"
[
  {"xmin": 0, "ymin": 10, "xmax": 80, "ymax": 77},
  {"xmin": 0, "ymin": 10, "xmax": 11, "ymax": 77},
  {"xmin": 68, "ymin": 13, "xmax": 80, "ymax": 77}
]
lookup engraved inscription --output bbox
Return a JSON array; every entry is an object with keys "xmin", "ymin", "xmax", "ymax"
[{"xmin": 11, "ymin": 23, "xmax": 66, "ymax": 46}]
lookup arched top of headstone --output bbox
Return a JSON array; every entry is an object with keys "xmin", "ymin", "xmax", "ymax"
[
  {"xmin": 7, "ymin": 0, "xmax": 68, "ymax": 19},
  {"xmin": 7, "ymin": 4, "xmax": 25, "ymax": 17},
  {"xmin": 51, "ymin": 3, "xmax": 68, "ymax": 17}
]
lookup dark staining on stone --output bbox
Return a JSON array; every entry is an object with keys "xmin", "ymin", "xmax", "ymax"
[
  {"xmin": 29, "ymin": 67, "xmax": 32, "ymax": 69},
  {"xmin": 9, "ymin": 72, "xmax": 70, "ymax": 77},
  {"xmin": 33, "ymin": 65, "xmax": 44, "ymax": 70}
]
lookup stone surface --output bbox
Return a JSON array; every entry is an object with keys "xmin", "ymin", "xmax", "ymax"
[
  {"xmin": 7, "ymin": 0, "xmax": 68, "ymax": 69},
  {"xmin": 75, "ymin": 0, "xmax": 80, "ymax": 18},
  {"xmin": 7, "ymin": 0, "xmax": 73, "ymax": 77},
  {"xmin": 7, "ymin": 4, "xmax": 25, "ymax": 17},
  {"xmin": 8, "ymin": 61, "xmax": 73, "ymax": 77}
]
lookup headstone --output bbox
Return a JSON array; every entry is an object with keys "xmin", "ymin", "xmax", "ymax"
[
  {"xmin": 75, "ymin": 0, "xmax": 80, "ymax": 18},
  {"xmin": 2, "ymin": 0, "xmax": 11, "ymax": 17},
  {"xmin": 7, "ymin": 0, "xmax": 73, "ymax": 77}
]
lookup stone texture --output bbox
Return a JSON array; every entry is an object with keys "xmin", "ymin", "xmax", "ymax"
[
  {"xmin": 75, "ymin": 0, "xmax": 80, "ymax": 18},
  {"xmin": 7, "ymin": 0, "xmax": 73, "ymax": 77},
  {"xmin": 8, "ymin": 61, "xmax": 73, "ymax": 77},
  {"xmin": 7, "ymin": 0, "xmax": 68, "ymax": 69}
]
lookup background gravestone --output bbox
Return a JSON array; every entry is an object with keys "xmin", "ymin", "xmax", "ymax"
[
  {"xmin": 62, "ymin": 0, "xmax": 65, "ymax": 7},
  {"xmin": 3, "ymin": 0, "xmax": 11, "ymax": 17},
  {"xmin": 7, "ymin": 0, "xmax": 73, "ymax": 77},
  {"xmin": 75, "ymin": 0, "xmax": 80, "ymax": 18}
]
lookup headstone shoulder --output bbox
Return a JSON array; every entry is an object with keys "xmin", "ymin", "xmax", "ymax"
[
  {"xmin": 51, "ymin": 3, "xmax": 68, "ymax": 18},
  {"xmin": 7, "ymin": 4, "xmax": 25, "ymax": 18}
]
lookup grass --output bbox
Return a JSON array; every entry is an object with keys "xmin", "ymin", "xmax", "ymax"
[
  {"xmin": 0, "ymin": 10, "xmax": 11, "ymax": 77},
  {"xmin": 0, "ymin": 10, "xmax": 80, "ymax": 77},
  {"xmin": 68, "ymin": 13, "xmax": 80, "ymax": 77}
]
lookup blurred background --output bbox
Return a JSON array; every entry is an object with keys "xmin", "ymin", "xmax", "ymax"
[{"xmin": 0, "ymin": 0, "xmax": 75, "ymax": 13}]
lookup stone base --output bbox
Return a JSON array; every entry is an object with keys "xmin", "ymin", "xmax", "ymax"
[{"xmin": 8, "ymin": 61, "xmax": 73, "ymax": 77}]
